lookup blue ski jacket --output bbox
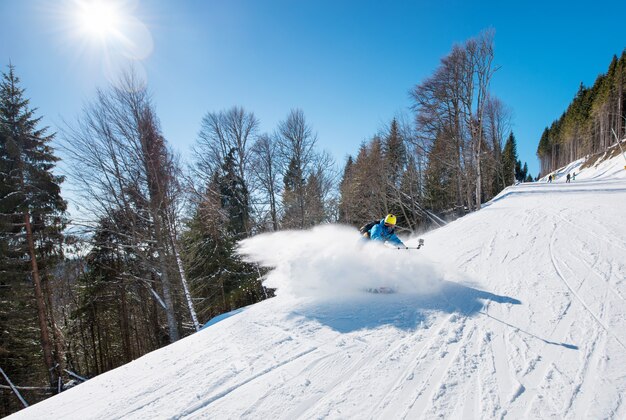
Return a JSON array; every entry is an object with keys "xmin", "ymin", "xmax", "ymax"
[{"xmin": 369, "ymin": 219, "xmax": 405, "ymax": 247}]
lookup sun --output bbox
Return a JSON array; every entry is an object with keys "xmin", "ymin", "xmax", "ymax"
[
  {"xmin": 55, "ymin": 0, "xmax": 154, "ymax": 85},
  {"xmin": 74, "ymin": 0, "xmax": 122, "ymax": 39}
]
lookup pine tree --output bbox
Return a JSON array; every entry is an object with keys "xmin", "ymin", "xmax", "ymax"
[
  {"xmin": 0, "ymin": 65, "xmax": 67, "ymax": 405},
  {"xmin": 384, "ymin": 119, "xmax": 407, "ymax": 223},
  {"xmin": 338, "ymin": 155, "xmax": 354, "ymax": 224},
  {"xmin": 399, "ymin": 156, "xmax": 424, "ymax": 231},
  {"xmin": 219, "ymin": 149, "xmax": 250, "ymax": 237},
  {"xmin": 182, "ymin": 160, "xmax": 268, "ymax": 324},
  {"xmin": 514, "ymin": 159, "xmax": 529, "ymax": 182},
  {"xmin": 304, "ymin": 171, "xmax": 325, "ymax": 226},
  {"xmin": 71, "ymin": 211, "xmax": 165, "ymax": 377},
  {"xmin": 384, "ymin": 119, "xmax": 406, "ymax": 187},
  {"xmin": 537, "ymin": 50, "xmax": 626, "ymax": 172},
  {"xmin": 338, "ymin": 144, "xmax": 373, "ymax": 225},
  {"xmin": 281, "ymin": 157, "xmax": 304, "ymax": 228},
  {"xmin": 366, "ymin": 137, "xmax": 387, "ymax": 216},
  {"xmin": 536, "ymin": 127, "xmax": 551, "ymax": 176},
  {"xmin": 424, "ymin": 132, "xmax": 456, "ymax": 213},
  {"xmin": 502, "ymin": 132, "xmax": 518, "ymax": 185},
  {"xmin": 521, "ymin": 162, "xmax": 529, "ymax": 182}
]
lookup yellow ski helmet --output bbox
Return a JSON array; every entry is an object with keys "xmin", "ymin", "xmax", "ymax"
[{"xmin": 384, "ymin": 214, "xmax": 397, "ymax": 225}]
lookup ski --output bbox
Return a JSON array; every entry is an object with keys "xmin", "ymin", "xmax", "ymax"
[{"xmin": 365, "ymin": 286, "xmax": 395, "ymax": 294}]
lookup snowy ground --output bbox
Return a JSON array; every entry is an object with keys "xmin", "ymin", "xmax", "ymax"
[{"xmin": 10, "ymin": 155, "xmax": 626, "ymax": 419}]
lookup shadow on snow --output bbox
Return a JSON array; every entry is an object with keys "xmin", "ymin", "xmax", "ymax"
[
  {"xmin": 289, "ymin": 280, "xmax": 578, "ymax": 350},
  {"xmin": 289, "ymin": 280, "xmax": 520, "ymax": 333}
]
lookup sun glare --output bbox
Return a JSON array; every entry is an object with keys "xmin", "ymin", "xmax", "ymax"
[
  {"xmin": 57, "ymin": 0, "xmax": 154, "ymax": 87},
  {"xmin": 75, "ymin": 0, "xmax": 121, "ymax": 39}
]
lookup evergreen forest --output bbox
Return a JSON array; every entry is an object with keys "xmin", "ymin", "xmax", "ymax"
[{"xmin": 537, "ymin": 50, "xmax": 626, "ymax": 174}]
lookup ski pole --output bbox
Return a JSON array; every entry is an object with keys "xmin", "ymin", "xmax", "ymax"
[{"xmin": 397, "ymin": 239, "xmax": 424, "ymax": 250}]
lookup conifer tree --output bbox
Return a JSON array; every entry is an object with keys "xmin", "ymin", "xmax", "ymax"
[
  {"xmin": 514, "ymin": 160, "xmax": 522, "ymax": 182},
  {"xmin": 399, "ymin": 156, "xmax": 424, "ymax": 230},
  {"xmin": 304, "ymin": 171, "xmax": 325, "ymax": 226},
  {"xmin": 424, "ymin": 133, "xmax": 455, "ymax": 212},
  {"xmin": 502, "ymin": 132, "xmax": 518, "ymax": 185},
  {"xmin": 281, "ymin": 157, "xmax": 304, "ymax": 228},
  {"xmin": 384, "ymin": 119, "xmax": 407, "ymax": 223},
  {"xmin": 537, "ymin": 128, "xmax": 552, "ymax": 176},
  {"xmin": 366, "ymin": 137, "xmax": 388, "ymax": 216},
  {"xmin": 219, "ymin": 149, "xmax": 250, "ymax": 236},
  {"xmin": 182, "ymin": 155, "xmax": 267, "ymax": 323},
  {"xmin": 338, "ymin": 145, "xmax": 373, "ymax": 225},
  {"xmin": 0, "ymin": 65, "xmax": 67, "ymax": 398},
  {"xmin": 384, "ymin": 119, "xmax": 406, "ymax": 187},
  {"xmin": 537, "ymin": 50, "xmax": 626, "ymax": 172},
  {"xmin": 338, "ymin": 155, "xmax": 355, "ymax": 224}
]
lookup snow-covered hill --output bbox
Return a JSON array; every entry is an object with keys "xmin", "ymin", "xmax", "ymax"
[{"xmin": 10, "ymin": 155, "xmax": 626, "ymax": 419}]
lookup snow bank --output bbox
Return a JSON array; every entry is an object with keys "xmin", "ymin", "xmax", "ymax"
[
  {"xmin": 238, "ymin": 224, "xmax": 442, "ymax": 298},
  {"xmin": 576, "ymin": 148, "xmax": 626, "ymax": 180}
]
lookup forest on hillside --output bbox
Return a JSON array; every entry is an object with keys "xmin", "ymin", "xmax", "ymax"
[
  {"xmin": 537, "ymin": 50, "xmax": 626, "ymax": 175},
  {"xmin": 1, "ymin": 30, "xmax": 537, "ymax": 415}
]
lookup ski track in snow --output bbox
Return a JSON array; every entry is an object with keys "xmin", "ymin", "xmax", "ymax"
[
  {"xmin": 549, "ymin": 217, "xmax": 626, "ymax": 351},
  {"xmin": 9, "ymin": 158, "xmax": 626, "ymax": 420}
]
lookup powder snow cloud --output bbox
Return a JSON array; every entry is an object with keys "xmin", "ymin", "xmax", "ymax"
[{"xmin": 237, "ymin": 224, "xmax": 442, "ymax": 298}]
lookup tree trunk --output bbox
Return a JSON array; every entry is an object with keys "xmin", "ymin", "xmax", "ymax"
[
  {"xmin": 169, "ymin": 223, "xmax": 200, "ymax": 332},
  {"xmin": 269, "ymin": 184, "xmax": 278, "ymax": 231},
  {"xmin": 118, "ymin": 284, "xmax": 132, "ymax": 361},
  {"xmin": 151, "ymin": 212, "xmax": 179, "ymax": 342},
  {"xmin": 41, "ymin": 263, "xmax": 66, "ymax": 384},
  {"xmin": 23, "ymin": 212, "xmax": 58, "ymax": 390},
  {"xmin": 475, "ymin": 139, "xmax": 482, "ymax": 210}
]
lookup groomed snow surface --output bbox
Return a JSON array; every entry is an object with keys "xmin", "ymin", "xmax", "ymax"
[{"xmin": 11, "ymin": 154, "xmax": 626, "ymax": 419}]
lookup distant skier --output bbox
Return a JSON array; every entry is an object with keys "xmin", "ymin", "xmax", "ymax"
[
  {"xmin": 360, "ymin": 214, "xmax": 406, "ymax": 248},
  {"xmin": 566, "ymin": 173, "xmax": 571, "ymax": 183},
  {"xmin": 548, "ymin": 174, "xmax": 553, "ymax": 183},
  {"xmin": 572, "ymin": 172, "xmax": 576, "ymax": 181}
]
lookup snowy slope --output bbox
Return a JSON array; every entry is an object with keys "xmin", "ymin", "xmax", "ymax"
[
  {"xmin": 10, "ymin": 155, "xmax": 626, "ymax": 419},
  {"xmin": 540, "ymin": 139, "xmax": 626, "ymax": 183}
]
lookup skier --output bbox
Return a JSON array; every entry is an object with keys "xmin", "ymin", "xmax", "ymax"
[
  {"xmin": 566, "ymin": 173, "xmax": 571, "ymax": 183},
  {"xmin": 361, "ymin": 214, "xmax": 406, "ymax": 248},
  {"xmin": 548, "ymin": 174, "xmax": 553, "ymax": 183}
]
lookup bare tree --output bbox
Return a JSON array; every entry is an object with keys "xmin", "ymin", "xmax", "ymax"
[
  {"xmin": 62, "ymin": 71, "xmax": 182, "ymax": 342},
  {"xmin": 411, "ymin": 30, "xmax": 498, "ymax": 213},
  {"xmin": 412, "ymin": 45, "xmax": 468, "ymax": 214},
  {"xmin": 163, "ymin": 153, "xmax": 200, "ymax": 331},
  {"xmin": 310, "ymin": 149, "xmax": 339, "ymax": 223},
  {"xmin": 194, "ymin": 107, "xmax": 258, "ymax": 185},
  {"xmin": 249, "ymin": 134, "xmax": 282, "ymax": 231},
  {"xmin": 193, "ymin": 107, "xmax": 258, "ymax": 233},
  {"xmin": 276, "ymin": 109, "xmax": 318, "ymax": 229},
  {"xmin": 465, "ymin": 29, "xmax": 498, "ymax": 209},
  {"xmin": 483, "ymin": 96, "xmax": 512, "ymax": 191}
]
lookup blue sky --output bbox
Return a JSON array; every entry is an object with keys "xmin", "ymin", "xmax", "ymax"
[{"xmin": 2, "ymin": 0, "xmax": 625, "ymax": 178}]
